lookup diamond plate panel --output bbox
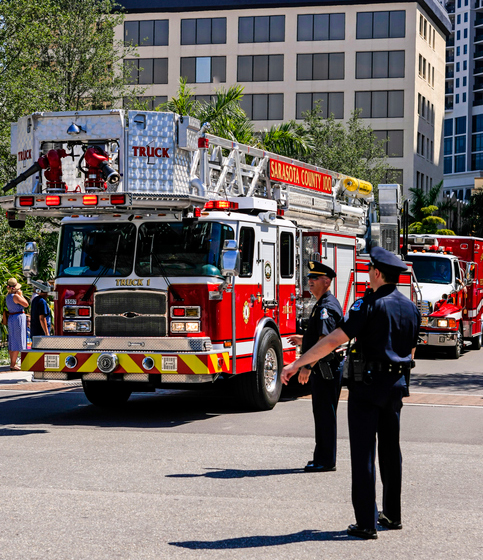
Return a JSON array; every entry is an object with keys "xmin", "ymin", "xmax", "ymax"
[{"xmin": 32, "ymin": 336, "xmax": 210, "ymax": 352}]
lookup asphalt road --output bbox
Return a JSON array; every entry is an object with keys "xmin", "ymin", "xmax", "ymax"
[{"xmin": 0, "ymin": 347, "xmax": 482, "ymax": 560}]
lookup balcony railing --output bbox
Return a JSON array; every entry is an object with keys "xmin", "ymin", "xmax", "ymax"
[
  {"xmin": 446, "ymin": 101, "xmax": 454, "ymax": 110},
  {"xmin": 446, "ymin": 54, "xmax": 455, "ymax": 62},
  {"xmin": 446, "ymin": 69, "xmax": 455, "ymax": 78}
]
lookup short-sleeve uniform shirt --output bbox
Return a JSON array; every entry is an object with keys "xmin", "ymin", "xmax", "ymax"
[
  {"xmin": 302, "ymin": 291, "xmax": 343, "ymax": 354},
  {"xmin": 340, "ymin": 284, "xmax": 420, "ymax": 363}
]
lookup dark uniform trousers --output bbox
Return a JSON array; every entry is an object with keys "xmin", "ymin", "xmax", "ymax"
[
  {"xmin": 311, "ymin": 361, "xmax": 343, "ymax": 467},
  {"xmin": 348, "ymin": 373, "xmax": 406, "ymax": 530}
]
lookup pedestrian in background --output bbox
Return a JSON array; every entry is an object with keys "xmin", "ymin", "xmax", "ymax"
[
  {"xmin": 282, "ymin": 247, "xmax": 420, "ymax": 539},
  {"xmin": 5, "ymin": 277, "xmax": 29, "ymax": 370},
  {"xmin": 30, "ymin": 287, "xmax": 52, "ymax": 337},
  {"xmin": 287, "ymin": 261, "xmax": 343, "ymax": 472}
]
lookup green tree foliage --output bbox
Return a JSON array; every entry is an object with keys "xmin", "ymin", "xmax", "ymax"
[
  {"xmin": 408, "ymin": 181, "xmax": 454, "ymax": 235},
  {"xmin": 0, "ymin": 0, "xmax": 137, "ymax": 186},
  {"xmin": 0, "ymin": 0, "xmax": 138, "ymax": 283},
  {"xmin": 299, "ymin": 108, "xmax": 394, "ymax": 186},
  {"xmin": 409, "ymin": 205, "xmax": 454, "ymax": 235}
]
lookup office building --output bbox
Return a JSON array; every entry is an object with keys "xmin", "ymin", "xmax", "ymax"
[
  {"xmin": 116, "ymin": 1, "xmax": 451, "ymax": 197},
  {"xmin": 440, "ymin": 0, "xmax": 483, "ymax": 201}
]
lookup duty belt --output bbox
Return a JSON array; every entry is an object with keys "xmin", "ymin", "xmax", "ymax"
[{"xmin": 366, "ymin": 361, "xmax": 410, "ymax": 375}]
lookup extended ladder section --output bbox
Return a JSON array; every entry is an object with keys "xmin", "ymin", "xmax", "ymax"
[{"xmin": 0, "ymin": 109, "xmax": 374, "ymax": 234}]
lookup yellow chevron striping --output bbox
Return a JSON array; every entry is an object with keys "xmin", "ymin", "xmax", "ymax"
[
  {"xmin": 118, "ymin": 353, "xmax": 144, "ymax": 374},
  {"xmin": 179, "ymin": 354, "xmax": 209, "ymax": 374},
  {"xmin": 21, "ymin": 351, "xmax": 42, "ymax": 371},
  {"xmin": 78, "ymin": 354, "xmax": 101, "ymax": 373}
]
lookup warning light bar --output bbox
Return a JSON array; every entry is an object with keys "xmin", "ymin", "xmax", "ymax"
[{"xmin": 204, "ymin": 200, "xmax": 239, "ymax": 210}]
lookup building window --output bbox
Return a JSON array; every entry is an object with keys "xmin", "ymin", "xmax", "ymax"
[
  {"xmin": 464, "ymin": 28, "xmax": 468, "ymax": 39},
  {"xmin": 472, "ymin": 152, "xmax": 483, "ymax": 171},
  {"xmin": 456, "ymin": 62, "xmax": 460, "ymax": 72},
  {"xmin": 473, "ymin": 114, "xmax": 483, "ymax": 132},
  {"xmin": 240, "ymin": 94, "xmax": 284, "ymax": 120},
  {"xmin": 124, "ymin": 58, "xmax": 168, "ymax": 85},
  {"xmin": 454, "ymin": 155, "xmax": 465, "ymax": 173},
  {"xmin": 356, "ymin": 51, "xmax": 404, "ymax": 79},
  {"xmin": 356, "ymin": 11, "xmax": 405, "ymax": 39},
  {"xmin": 444, "ymin": 118, "xmax": 453, "ymax": 136},
  {"xmin": 297, "ymin": 53, "xmax": 344, "ymax": 80},
  {"xmin": 455, "ymin": 136, "xmax": 466, "ymax": 154},
  {"xmin": 373, "ymin": 130, "xmax": 404, "ymax": 157},
  {"xmin": 456, "ymin": 94, "xmax": 460, "ymax": 104},
  {"xmin": 180, "ymin": 57, "xmax": 226, "ymax": 83},
  {"xmin": 124, "ymin": 20, "xmax": 169, "ymax": 46},
  {"xmin": 239, "ymin": 15, "xmax": 285, "ymax": 43},
  {"xmin": 463, "ymin": 60, "xmax": 467, "ymax": 70},
  {"xmin": 456, "ymin": 116, "xmax": 467, "ymax": 134},
  {"xmin": 296, "ymin": 92, "xmax": 344, "ymax": 119},
  {"xmin": 464, "ymin": 12, "xmax": 468, "ymax": 22},
  {"xmin": 238, "ymin": 55, "xmax": 284, "ymax": 82},
  {"xmin": 181, "ymin": 18, "xmax": 226, "ymax": 45},
  {"xmin": 444, "ymin": 156, "xmax": 452, "ymax": 174},
  {"xmin": 444, "ymin": 138, "xmax": 453, "ymax": 155},
  {"xmin": 463, "ymin": 92, "xmax": 467, "ymax": 102},
  {"xmin": 457, "ymin": 31, "xmax": 461, "ymax": 41},
  {"xmin": 297, "ymin": 13, "xmax": 345, "ymax": 41},
  {"xmin": 463, "ymin": 77, "xmax": 467, "ymax": 87},
  {"xmin": 355, "ymin": 90, "xmax": 404, "ymax": 118}
]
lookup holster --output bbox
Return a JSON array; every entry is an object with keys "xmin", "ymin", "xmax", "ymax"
[{"xmin": 347, "ymin": 352, "xmax": 366, "ymax": 382}]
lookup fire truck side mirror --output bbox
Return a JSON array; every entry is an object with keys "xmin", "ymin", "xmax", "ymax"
[
  {"xmin": 466, "ymin": 263, "xmax": 476, "ymax": 285},
  {"xmin": 22, "ymin": 241, "xmax": 39, "ymax": 278},
  {"xmin": 220, "ymin": 240, "xmax": 240, "ymax": 277}
]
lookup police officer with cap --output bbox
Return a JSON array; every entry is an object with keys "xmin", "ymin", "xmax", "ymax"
[
  {"xmin": 288, "ymin": 261, "xmax": 343, "ymax": 473},
  {"xmin": 282, "ymin": 246, "xmax": 420, "ymax": 540}
]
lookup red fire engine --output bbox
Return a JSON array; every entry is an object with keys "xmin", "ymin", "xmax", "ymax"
[
  {"xmin": 0, "ymin": 110, "xmax": 404, "ymax": 409},
  {"xmin": 406, "ymin": 234, "xmax": 483, "ymax": 358}
]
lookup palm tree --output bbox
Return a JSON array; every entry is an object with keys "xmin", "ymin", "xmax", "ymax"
[
  {"xmin": 158, "ymin": 79, "xmax": 312, "ymax": 156},
  {"xmin": 409, "ymin": 180, "xmax": 443, "ymax": 222}
]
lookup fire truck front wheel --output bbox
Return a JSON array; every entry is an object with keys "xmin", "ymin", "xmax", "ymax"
[
  {"xmin": 82, "ymin": 380, "xmax": 132, "ymax": 408},
  {"xmin": 471, "ymin": 333, "xmax": 482, "ymax": 350},
  {"xmin": 448, "ymin": 325, "xmax": 464, "ymax": 359},
  {"xmin": 238, "ymin": 329, "xmax": 283, "ymax": 411}
]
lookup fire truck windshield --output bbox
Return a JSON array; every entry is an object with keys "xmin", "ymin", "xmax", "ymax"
[
  {"xmin": 57, "ymin": 223, "xmax": 136, "ymax": 277},
  {"xmin": 407, "ymin": 255, "xmax": 452, "ymax": 284},
  {"xmin": 135, "ymin": 221, "xmax": 235, "ymax": 277}
]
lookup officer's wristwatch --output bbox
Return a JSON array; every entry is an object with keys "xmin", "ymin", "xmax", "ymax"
[{"xmin": 304, "ymin": 364, "xmax": 312, "ymax": 370}]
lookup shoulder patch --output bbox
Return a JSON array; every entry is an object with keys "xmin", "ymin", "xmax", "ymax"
[
  {"xmin": 320, "ymin": 308, "xmax": 329, "ymax": 320},
  {"xmin": 350, "ymin": 299, "xmax": 363, "ymax": 311}
]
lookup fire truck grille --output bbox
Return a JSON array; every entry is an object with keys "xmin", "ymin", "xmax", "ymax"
[{"xmin": 94, "ymin": 290, "xmax": 167, "ymax": 337}]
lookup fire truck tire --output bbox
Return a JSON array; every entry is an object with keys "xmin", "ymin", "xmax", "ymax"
[
  {"xmin": 238, "ymin": 328, "xmax": 283, "ymax": 410},
  {"xmin": 471, "ymin": 333, "xmax": 482, "ymax": 350},
  {"xmin": 448, "ymin": 326, "xmax": 464, "ymax": 359},
  {"xmin": 82, "ymin": 380, "xmax": 132, "ymax": 408}
]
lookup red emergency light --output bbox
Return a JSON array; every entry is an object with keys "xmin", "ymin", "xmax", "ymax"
[
  {"xmin": 83, "ymin": 195, "xmax": 98, "ymax": 206},
  {"xmin": 19, "ymin": 196, "xmax": 35, "ymax": 207},
  {"xmin": 46, "ymin": 195, "xmax": 61, "ymax": 206},
  {"xmin": 111, "ymin": 194, "xmax": 126, "ymax": 205},
  {"xmin": 204, "ymin": 200, "xmax": 239, "ymax": 210}
]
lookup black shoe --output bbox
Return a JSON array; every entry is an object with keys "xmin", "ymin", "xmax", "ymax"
[
  {"xmin": 347, "ymin": 524, "xmax": 378, "ymax": 540},
  {"xmin": 378, "ymin": 512, "xmax": 402, "ymax": 530},
  {"xmin": 304, "ymin": 461, "xmax": 336, "ymax": 472}
]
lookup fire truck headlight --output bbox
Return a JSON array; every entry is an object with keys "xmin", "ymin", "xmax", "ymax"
[
  {"xmin": 170, "ymin": 321, "xmax": 200, "ymax": 333},
  {"xmin": 63, "ymin": 320, "xmax": 92, "ymax": 332},
  {"xmin": 437, "ymin": 319, "xmax": 449, "ymax": 328}
]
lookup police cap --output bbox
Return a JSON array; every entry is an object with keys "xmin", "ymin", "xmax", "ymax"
[
  {"xmin": 308, "ymin": 261, "xmax": 336, "ymax": 279},
  {"xmin": 369, "ymin": 246, "xmax": 407, "ymax": 274}
]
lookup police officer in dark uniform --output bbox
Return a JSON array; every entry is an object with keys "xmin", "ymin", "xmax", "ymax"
[
  {"xmin": 282, "ymin": 247, "xmax": 421, "ymax": 540},
  {"xmin": 288, "ymin": 261, "xmax": 343, "ymax": 472}
]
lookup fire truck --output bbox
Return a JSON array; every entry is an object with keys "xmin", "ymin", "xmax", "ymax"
[
  {"xmin": 405, "ymin": 234, "xmax": 483, "ymax": 358},
  {"xmin": 0, "ymin": 109, "xmax": 405, "ymax": 409}
]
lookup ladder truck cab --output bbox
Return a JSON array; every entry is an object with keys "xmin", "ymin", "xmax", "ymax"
[
  {"xmin": 1, "ymin": 109, "xmax": 402, "ymax": 409},
  {"xmin": 406, "ymin": 234, "xmax": 483, "ymax": 358}
]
